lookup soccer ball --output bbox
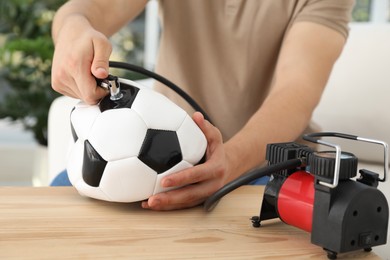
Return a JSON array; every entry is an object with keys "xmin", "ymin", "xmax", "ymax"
[{"xmin": 67, "ymin": 78, "xmax": 207, "ymax": 202}]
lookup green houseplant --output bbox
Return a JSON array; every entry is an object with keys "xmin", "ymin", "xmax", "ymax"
[{"xmin": 0, "ymin": 0, "xmax": 64, "ymax": 146}]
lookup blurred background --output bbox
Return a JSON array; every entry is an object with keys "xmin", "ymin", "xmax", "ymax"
[{"xmin": 0, "ymin": 0, "xmax": 388, "ymax": 186}]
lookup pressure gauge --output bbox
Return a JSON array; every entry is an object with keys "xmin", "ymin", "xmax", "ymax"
[{"xmin": 309, "ymin": 151, "xmax": 358, "ymax": 180}]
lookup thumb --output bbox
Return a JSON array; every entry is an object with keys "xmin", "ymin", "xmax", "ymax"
[
  {"xmin": 193, "ymin": 112, "xmax": 208, "ymax": 134},
  {"xmin": 192, "ymin": 112, "xmax": 205, "ymax": 127},
  {"xmin": 91, "ymin": 36, "xmax": 112, "ymax": 79}
]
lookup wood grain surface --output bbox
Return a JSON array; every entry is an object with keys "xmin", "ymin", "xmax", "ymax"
[{"xmin": 0, "ymin": 186, "xmax": 380, "ymax": 259}]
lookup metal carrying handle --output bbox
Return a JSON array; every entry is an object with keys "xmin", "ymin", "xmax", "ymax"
[{"xmin": 303, "ymin": 132, "xmax": 388, "ymax": 188}]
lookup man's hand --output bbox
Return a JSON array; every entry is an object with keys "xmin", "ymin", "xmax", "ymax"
[
  {"xmin": 141, "ymin": 112, "xmax": 231, "ymax": 210},
  {"xmin": 51, "ymin": 15, "xmax": 111, "ymax": 104},
  {"xmin": 50, "ymin": 0, "xmax": 147, "ymax": 104}
]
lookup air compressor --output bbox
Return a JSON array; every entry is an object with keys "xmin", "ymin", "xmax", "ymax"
[{"xmin": 204, "ymin": 132, "xmax": 389, "ymax": 259}]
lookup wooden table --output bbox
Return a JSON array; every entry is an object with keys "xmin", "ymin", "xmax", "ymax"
[{"xmin": 0, "ymin": 186, "xmax": 380, "ymax": 259}]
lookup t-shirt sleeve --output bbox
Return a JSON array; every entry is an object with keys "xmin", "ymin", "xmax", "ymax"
[{"xmin": 294, "ymin": 0, "xmax": 355, "ymax": 38}]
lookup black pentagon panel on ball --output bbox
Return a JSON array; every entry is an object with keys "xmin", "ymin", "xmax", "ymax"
[
  {"xmin": 138, "ymin": 129, "xmax": 182, "ymax": 174},
  {"xmin": 99, "ymin": 83, "xmax": 140, "ymax": 112},
  {"xmin": 82, "ymin": 140, "xmax": 107, "ymax": 187}
]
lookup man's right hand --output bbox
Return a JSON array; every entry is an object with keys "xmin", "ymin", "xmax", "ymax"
[
  {"xmin": 51, "ymin": 15, "xmax": 112, "ymax": 104},
  {"xmin": 51, "ymin": 0, "xmax": 147, "ymax": 104}
]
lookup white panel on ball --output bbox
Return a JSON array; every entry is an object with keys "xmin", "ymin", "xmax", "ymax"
[
  {"xmin": 70, "ymin": 103, "xmax": 101, "ymax": 140},
  {"xmin": 152, "ymin": 160, "xmax": 193, "ymax": 195},
  {"xmin": 131, "ymin": 89, "xmax": 187, "ymax": 130},
  {"xmin": 177, "ymin": 115, "xmax": 207, "ymax": 165},
  {"xmin": 99, "ymin": 157, "xmax": 157, "ymax": 202},
  {"xmin": 67, "ymin": 139, "xmax": 85, "ymax": 185},
  {"xmin": 75, "ymin": 181, "xmax": 111, "ymax": 201},
  {"xmin": 88, "ymin": 109, "xmax": 148, "ymax": 161}
]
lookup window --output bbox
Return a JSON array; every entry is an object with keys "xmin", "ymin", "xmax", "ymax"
[
  {"xmin": 352, "ymin": 0, "xmax": 390, "ymax": 22},
  {"xmin": 352, "ymin": 0, "xmax": 372, "ymax": 21},
  {"xmin": 111, "ymin": 0, "xmax": 160, "ymax": 77}
]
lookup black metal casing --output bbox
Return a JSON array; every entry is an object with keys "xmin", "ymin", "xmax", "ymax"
[{"xmin": 312, "ymin": 178, "xmax": 388, "ymax": 254}]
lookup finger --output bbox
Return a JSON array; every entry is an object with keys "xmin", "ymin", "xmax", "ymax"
[
  {"xmin": 192, "ymin": 111, "xmax": 205, "ymax": 127},
  {"xmin": 75, "ymin": 66, "xmax": 104, "ymax": 104},
  {"xmin": 59, "ymin": 86, "xmax": 80, "ymax": 99},
  {"xmin": 51, "ymin": 73, "xmax": 81, "ymax": 99},
  {"xmin": 142, "ymin": 182, "xmax": 214, "ymax": 211},
  {"xmin": 51, "ymin": 53, "xmax": 82, "ymax": 99},
  {"xmin": 192, "ymin": 111, "xmax": 222, "ymax": 144},
  {"xmin": 161, "ymin": 160, "xmax": 219, "ymax": 188},
  {"xmin": 91, "ymin": 35, "xmax": 111, "ymax": 79},
  {"xmin": 193, "ymin": 112, "xmax": 212, "ymax": 136},
  {"xmin": 161, "ymin": 121, "xmax": 224, "ymax": 188},
  {"xmin": 72, "ymin": 34, "xmax": 111, "ymax": 104}
]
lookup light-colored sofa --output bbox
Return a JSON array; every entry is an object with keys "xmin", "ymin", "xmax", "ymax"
[
  {"xmin": 312, "ymin": 24, "xmax": 390, "ymax": 164},
  {"xmin": 311, "ymin": 23, "xmax": 390, "ymax": 200}
]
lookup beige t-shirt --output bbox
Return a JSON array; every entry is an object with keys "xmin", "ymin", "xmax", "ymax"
[{"xmin": 154, "ymin": 0, "xmax": 354, "ymax": 141}]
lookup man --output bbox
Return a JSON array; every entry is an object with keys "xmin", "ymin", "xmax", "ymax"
[{"xmin": 51, "ymin": 0, "xmax": 354, "ymax": 210}]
